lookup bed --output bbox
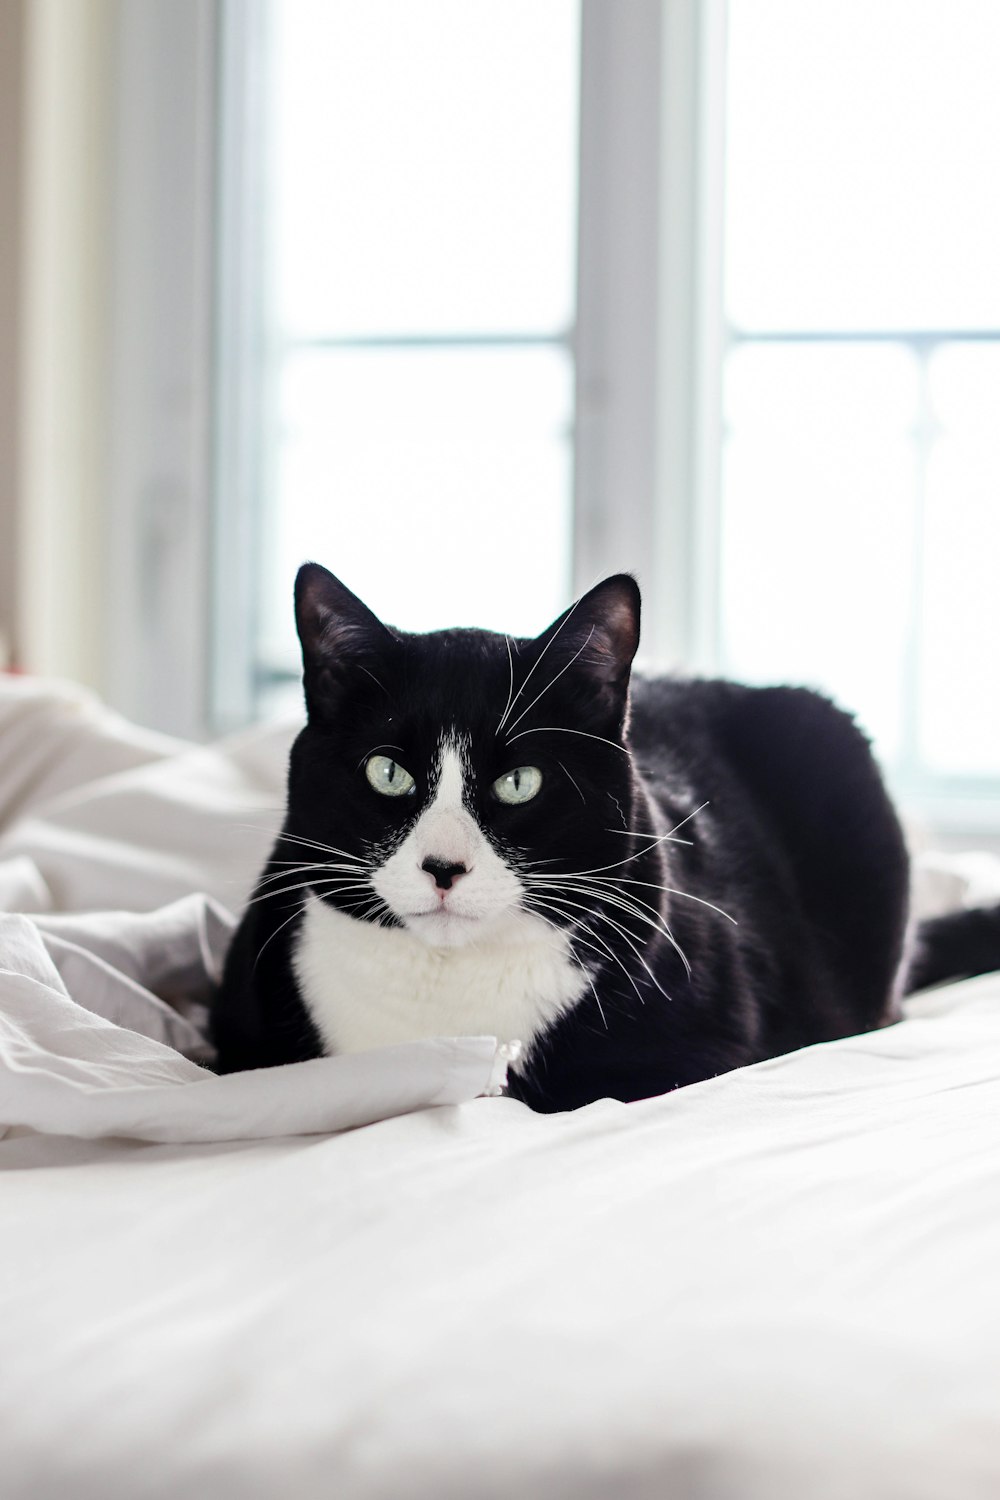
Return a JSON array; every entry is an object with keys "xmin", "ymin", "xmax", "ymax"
[{"xmin": 2, "ymin": 675, "xmax": 999, "ymax": 1500}]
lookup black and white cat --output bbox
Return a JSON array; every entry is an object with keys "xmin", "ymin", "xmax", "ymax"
[{"xmin": 211, "ymin": 562, "xmax": 1000, "ymax": 1110}]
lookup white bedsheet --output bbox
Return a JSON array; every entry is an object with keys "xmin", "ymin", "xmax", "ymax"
[
  {"xmin": 2, "ymin": 675, "xmax": 1000, "ymax": 1499},
  {"xmin": 0, "ymin": 680, "xmax": 511, "ymax": 1139},
  {"xmin": 3, "ymin": 976, "xmax": 1000, "ymax": 1500}
]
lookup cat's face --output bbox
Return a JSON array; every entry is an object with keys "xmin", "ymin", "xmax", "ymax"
[{"xmin": 283, "ymin": 564, "xmax": 642, "ymax": 951}]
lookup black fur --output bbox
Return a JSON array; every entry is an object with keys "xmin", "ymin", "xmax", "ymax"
[
  {"xmin": 908, "ymin": 904, "xmax": 1000, "ymax": 992},
  {"xmin": 211, "ymin": 565, "xmax": 1000, "ymax": 1110}
]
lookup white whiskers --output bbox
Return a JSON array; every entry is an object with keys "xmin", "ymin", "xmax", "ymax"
[
  {"xmin": 557, "ymin": 760, "xmax": 588, "ymax": 805},
  {"xmin": 504, "ymin": 626, "xmax": 597, "ymax": 736},
  {"xmin": 506, "ymin": 725, "xmax": 629, "ymax": 756},
  {"xmin": 498, "ymin": 634, "xmax": 516, "ymax": 732},
  {"xmin": 496, "ymin": 596, "xmax": 582, "ymax": 735}
]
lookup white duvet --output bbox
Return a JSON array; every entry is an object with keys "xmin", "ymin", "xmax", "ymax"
[
  {"xmin": 0, "ymin": 678, "xmax": 511, "ymax": 1143},
  {"xmin": 2, "ymin": 676, "xmax": 1000, "ymax": 1500}
]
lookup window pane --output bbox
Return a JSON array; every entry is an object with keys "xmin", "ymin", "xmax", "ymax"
[
  {"xmin": 726, "ymin": 0, "xmax": 1000, "ymax": 331},
  {"xmin": 269, "ymin": 0, "xmax": 580, "ymax": 338},
  {"xmin": 919, "ymin": 345, "xmax": 1000, "ymax": 776},
  {"xmin": 719, "ymin": 344, "xmax": 919, "ymax": 763},
  {"xmin": 257, "ymin": 346, "xmax": 574, "ymax": 673}
]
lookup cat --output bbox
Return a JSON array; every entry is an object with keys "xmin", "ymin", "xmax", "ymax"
[{"xmin": 211, "ymin": 562, "xmax": 1000, "ymax": 1111}]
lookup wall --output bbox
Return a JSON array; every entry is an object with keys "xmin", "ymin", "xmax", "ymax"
[
  {"xmin": 0, "ymin": 0, "xmax": 25, "ymax": 666},
  {"xmin": 1, "ymin": 0, "xmax": 113, "ymax": 691}
]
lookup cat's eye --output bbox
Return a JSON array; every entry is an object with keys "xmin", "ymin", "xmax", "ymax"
[
  {"xmin": 492, "ymin": 766, "xmax": 543, "ymax": 805},
  {"xmin": 365, "ymin": 755, "xmax": 416, "ymax": 798}
]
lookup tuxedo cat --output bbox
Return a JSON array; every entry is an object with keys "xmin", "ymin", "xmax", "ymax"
[{"xmin": 211, "ymin": 563, "xmax": 999, "ymax": 1110}]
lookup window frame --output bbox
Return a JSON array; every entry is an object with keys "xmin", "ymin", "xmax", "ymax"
[
  {"xmin": 104, "ymin": 0, "xmax": 218, "ymax": 742},
  {"xmin": 105, "ymin": 0, "xmax": 999, "ymax": 840},
  {"xmin": 105, "ymin": 0, "xmax": 724, "ymax": 740}
]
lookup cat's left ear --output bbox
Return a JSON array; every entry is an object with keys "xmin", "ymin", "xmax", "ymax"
[
  {"xmin": 535, "ymin": 574, "xmax": 641, "ymax": 708},
  {"xmin": 295, "ymin": 562, "xmax": 396, "ymax": 721}
]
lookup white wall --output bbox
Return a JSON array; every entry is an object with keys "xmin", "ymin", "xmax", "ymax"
[
  {"xmin": 16, "ymin": 0, "xmax": 115, "ymax": 694},
  {"xmin": 0, "ymin": 0, "xmax": 26, "ymax": 667}
]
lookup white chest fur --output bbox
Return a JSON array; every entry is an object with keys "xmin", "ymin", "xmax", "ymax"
[{"xmin": 292, "ymin": 897, "xmax": 588, "ymax": 1058}]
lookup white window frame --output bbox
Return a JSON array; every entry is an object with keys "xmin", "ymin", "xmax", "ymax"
[
  {"xmin": 104, "ymin": 0, "xmax": 218, "ymax": 742},
  {"xmin": 575, "ymin": 0, "xmax": 726, "ymax": 680}
]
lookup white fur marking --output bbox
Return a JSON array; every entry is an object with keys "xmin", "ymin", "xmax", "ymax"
[
  {"xmin": 292, "ymin": 736, "xmax": 588, "ymax": 1056},
  {"xmin": 370, "ymin": 738, "xmax": 520, "ymax": 949},
  {"xmin": 294, "ymin": 898, "xmax": 586, "ymax": 1056}
]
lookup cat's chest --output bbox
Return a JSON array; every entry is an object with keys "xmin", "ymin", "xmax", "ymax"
[{"xmin": 291, "ymin": 897, "xmax": 588, "ymax": 1058}]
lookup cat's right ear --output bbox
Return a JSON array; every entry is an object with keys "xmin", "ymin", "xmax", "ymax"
[{"xmin": 294, "ymin": 563, "xmax": 394, "ymax": 722}]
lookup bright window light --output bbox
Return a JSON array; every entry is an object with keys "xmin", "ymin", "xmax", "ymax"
[
  {"xmin": 725, "ymin": 0, "xmax": 1000, "ymax": 332},
  {"xmin": 252, "ymin": 0, "xmax": 580, "ymax": 713},
  {"xmin": 259, "ymin": 344, "xmax": 573, "ymax": 659},
  {"xmin": 271, "ymin": 0, "xmax": 579, "ymax": 339},
  {"xmin": 720, "ymin": 0, "xmax": 1000, "ymax": 807}
]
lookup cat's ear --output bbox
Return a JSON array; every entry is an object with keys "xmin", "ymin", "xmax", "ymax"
[
  {"xmin": 294, "ymin": 563, "xmax": 395, "ymax": 721},
  {"xmin": 534, "ymin": 574, "xmax": 641, "ymax": 717}
]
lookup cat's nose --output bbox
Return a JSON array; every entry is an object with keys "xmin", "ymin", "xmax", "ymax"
[{"xmin": 421, "ymin": 857, "xmax": 468, "ymax": 890}]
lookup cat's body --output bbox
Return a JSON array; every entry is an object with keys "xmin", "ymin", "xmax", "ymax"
[{"xmin": 212, "ymin": 565, "xmax": 998, "ymax": 1110}]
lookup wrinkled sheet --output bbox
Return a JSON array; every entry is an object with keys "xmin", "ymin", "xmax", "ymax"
[
  {"xmin": 3, "ymin": 674, "xmax": 1000, "ymax": 1499},
  {"xmin": 0, "ymin": 909, "xmax": 509, "ymax": 1143},
  {"xmin": 0, "ymin": 678, "xmax": 511, "ymax": 1140}
]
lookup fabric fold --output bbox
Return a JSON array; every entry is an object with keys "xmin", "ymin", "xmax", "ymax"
[{"xmin": 0, "ymin": 913, "xmax": 509, "ymax": 1144}]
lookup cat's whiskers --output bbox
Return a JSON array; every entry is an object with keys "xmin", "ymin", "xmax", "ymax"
[
  {"xmin": 520, "ymin": 899, "xmax": 612, "ymax": 1026},
  {"xmin": 358, "ymin": 665, "xmax": 389, "ymax": 697},
  {"xmin": 527, "ymin": 874, "xmax": 692, "ymax": 976},
  {"xmin": 276, "ymin": 832, "xmax": 371, "ymax": 863},
  {"xmin": 246, "ymin": 877, "xmax": 372, "ymax": 908},
  {"xmin": 602, "ymin": 829, "xmax": 694, "ymax": 846},
  {"xmin": 253, "ymin": 875, "xmax": 370, "ymax": 901},
  {"xmin": 556, "ymin": 760, "xmax": 588, "ymax": 805},
  {"xmin": 343, "ymin": 892, "xmax": 390, "ymax": 924},
  {"xmin": 496, "ymin": 595, "xmax": 582, "ymax": 734},
  {"xmin": 266, "ymin": 858, "xmax": 370, "ymax": 868},
  {"xmin": 509, "ymin": 851, "xmax": 565, "ymax": 870},
  {"xmin": 596, "ymin": 803, "xmax": 707, "ymax": 844},
  {"xmin": 530, "ymin": 874, "xmax": 669, "ymax": 937},
  {"xmin": 257, "ymin": 860, "xmax": 374, "ymax": 887},
  {"xmin": 609, "ymin": 793, "xmax": 629, "ymax": 831},
  {"xmin": 252, "ymin": 902, "xmax": 311, "ymax": 973},
  {"xmin": 611, "ymin": 876, "xmax": 737, "ymax": 926},
  {"xmin": 527, "ymin": 885, "xmax": 656, "ymax": 957},
  {"xmin": 498, "ymin": 634, "xmax": 516, "ymax": 732},
  {"xmin": 506, "ymin": 725, "xmax": 630, "ymax": 756},
  {"xmin": 504, "ymin": 626, "xmax": 597, "ymax": 737},
  {"xmin": 552, "ymin": 810, "xmax": 710, "ymax": 878},
  {"xmin": 250, "ymin": 883, "xmax": 386, "ymax": 970},
  {"xmin": 239, "ymin": 824, "xmax": 366, "ymax": 856},
  {"xmin": 530, "ymin": 897, "xmax": 647, "ymax": 1009},
  {"xmin": 562, "ymin": 871, "xmax": 737, "ymax": 927},
  {"xmin": 665, "ymin": 804, "xmax": 710, "ymax": 840},
  {"xmin": 534, "ymin": 889, "xmax": 673, "ymax": 1003}
]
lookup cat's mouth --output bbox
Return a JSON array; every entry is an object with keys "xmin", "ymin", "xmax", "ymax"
[
  {"xmin": 402, "ymin": 905, "xmax": 504, "ymax": 950},
  {"xmin": 407, "ymin": 907, "xmax": 477, "ymax": 923},
  {"xmin": 406, "ymin": 907, "xmax": 481, "ymax": 931}
]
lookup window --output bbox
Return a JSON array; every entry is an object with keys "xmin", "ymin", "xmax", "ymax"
[
  {"xmin": 107, "ymin": 1, "xmax": 1000, "ymax": 838},
  {"xmin": 718, "ymin": 0, "xmax": 1000, "ymax": 824},
  {"xmin": 219, "ymin": 0, "xmax": 580, "ymax": 723}
]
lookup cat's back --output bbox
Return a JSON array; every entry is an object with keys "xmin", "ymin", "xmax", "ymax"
[
  {"xmin": 627, "ymin": 672, "xmax": 911, "ymax": 1039},
  {"xmin": 629, "ymin": 672, "xmax": 890, "ymax": 826}
]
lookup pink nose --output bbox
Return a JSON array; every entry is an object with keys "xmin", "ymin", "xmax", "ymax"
[{"xmin": 421, "ymin": 858, "xmax": 468, "ymax": 891}]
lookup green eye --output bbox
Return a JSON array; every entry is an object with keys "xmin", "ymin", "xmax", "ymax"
[
  {"xmin": 365, "ymin": 755, "xmax": 416, "ymax": 797},
  {"xmin": 493, "ymin": 766, "xmax": 543, "ymax": 805}
]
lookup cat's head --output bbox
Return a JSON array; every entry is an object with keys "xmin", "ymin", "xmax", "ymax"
[{"xmin": 285, "ymin": 563, "xmax": 642, "ymax": 949}]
